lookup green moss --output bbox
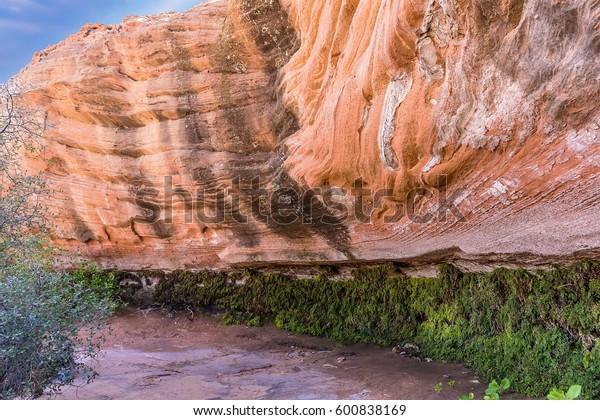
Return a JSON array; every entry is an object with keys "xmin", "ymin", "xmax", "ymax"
[
  {"xmin": 210, "ymin": 20, "xmax": 247, "ymax": 74},
  {"xmin": 239, "ymin": 0, "xmax": 298, "ymax": 69},
  {"xmin": 171, "ymin": 46, "xmax": 195, "ymax": 72},
  {"xmin": 148, "ymin": 261, "xmax": 600, "ymax": 399},
  {"xmin": 70, "ymin": 265, "xmax": 122, "ymax": 305}
]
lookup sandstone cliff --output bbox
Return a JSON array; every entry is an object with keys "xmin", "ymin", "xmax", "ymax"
[{"xmin": 16, "ymin": 0, "xmax": 600, "ymax": 272}]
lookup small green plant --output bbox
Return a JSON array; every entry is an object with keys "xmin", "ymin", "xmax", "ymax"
[
  {"xmin": 459, "ymin": 393, "xmax": 475, "ymax": 400},
  {"xmin": 547, "ymin": 385, "xmax": 582, "ymax": 400},
  {"xmin": 434, "ymin": 382, "xmax": 443, "ymax": 393},
  {"xmin": 448, "ymin": 380, "xmax": 456, "ymax": 388},
  {"xmin": 484, "ymin": 378, "xmax": 511, "ymax": 400}
]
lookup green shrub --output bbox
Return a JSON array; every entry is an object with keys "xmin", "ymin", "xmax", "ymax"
[
  {"xmin": 0, "ymin": 262, "xmax": 118, "ymax": 399},
  {"xmin": 0, "ymin": 84, "xmax": 119, "ymax": 399},
  {"xmin": 71, "ymin": 264, "xmax": 122, "ymax": 305}
]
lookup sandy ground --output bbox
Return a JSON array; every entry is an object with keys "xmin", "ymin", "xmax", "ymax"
[{"xmin": 46, "ymin": 309, "xmax": 486, "ymax": 400}]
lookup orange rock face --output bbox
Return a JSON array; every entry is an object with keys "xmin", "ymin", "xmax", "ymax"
[{"xmin": 16, "ymin": 0, "xmax": 600, "ymax": 271}]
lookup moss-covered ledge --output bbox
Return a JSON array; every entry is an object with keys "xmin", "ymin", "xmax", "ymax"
[{"xmin": 109, "ymin": 261, "xmax": 600, "ymax": 399}]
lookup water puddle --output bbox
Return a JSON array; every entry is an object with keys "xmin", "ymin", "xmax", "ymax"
[{"xmin": 46, "ymin": 310, "xmax": 485, "ymax": 400}]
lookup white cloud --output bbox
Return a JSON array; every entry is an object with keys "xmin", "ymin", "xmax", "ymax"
[
  {"xmin": 0, "ymin": 0, "xmax": 44, "ymax": 13},
  {"xmin": 0, "ymin": 18, "xmax": 42, "ymax": 33}
]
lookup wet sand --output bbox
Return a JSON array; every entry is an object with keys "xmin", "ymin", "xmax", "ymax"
[{"xmin": 48, "ymin": 309, "xmax": 486, "ymax": 400}]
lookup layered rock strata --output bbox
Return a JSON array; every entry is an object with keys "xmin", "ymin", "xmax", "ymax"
[{"xmin": 16, "ymin": 0, "xmax": 600, "ymax": 271}]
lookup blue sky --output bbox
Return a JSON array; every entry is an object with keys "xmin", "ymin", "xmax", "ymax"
[{"xmin": 0, "ymin": 0, "xmax": 207, "ymax": 82}]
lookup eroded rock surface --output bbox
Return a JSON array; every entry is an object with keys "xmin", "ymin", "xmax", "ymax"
[{"xmin": 16, "ymin": 0, "xmax": 600, "ymax": 271}]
